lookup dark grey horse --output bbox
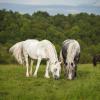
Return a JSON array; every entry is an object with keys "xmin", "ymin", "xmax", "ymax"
[
  {"xmin": 93, "ymin": 54, "xmax": 100, "ymax": 66},
  {"xmin": 60, "ymin": 39, "xmax": 80, "ymax": 80}
]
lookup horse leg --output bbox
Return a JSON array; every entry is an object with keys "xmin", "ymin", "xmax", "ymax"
[
  {"xmin": 75, "ymin": 65, "xmax": 77, "ymax": 77},
  {"xmin": 29, "ymin": 59, "xmax": 34, "ymax": 76},
  {"xmin": 33, "ymin": 58, "xmax": 41, "ymax": 77},
  {"xmin": 45, "ymin": 60, "xmax": 50, "ymax": 78},
  {"xmin": 25, "ymin": 54, "xmax": 29, "ymax": 77},
  {"xmin": 64, "ymin": 66, "xmax": 67, "ymax": 77}
]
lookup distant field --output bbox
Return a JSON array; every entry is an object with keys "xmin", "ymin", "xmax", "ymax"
[{"xmin": 0, "ymin": 64, "xmax": 100, "ymax": 100}]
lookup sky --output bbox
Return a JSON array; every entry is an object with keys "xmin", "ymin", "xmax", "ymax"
[
  {"xmin": 0, "ymin": 0, "xmax": 100, "ymax": 15},
  {"xmin": 0, "ymin": 0, "xmax": 100, "ymax": 6}
]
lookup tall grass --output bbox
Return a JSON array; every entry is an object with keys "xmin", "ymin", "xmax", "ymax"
[{"xmin": 0, "ymin": 64, "xmax": 100, "ymax": 100}]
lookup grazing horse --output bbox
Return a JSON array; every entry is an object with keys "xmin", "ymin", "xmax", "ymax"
[
  {"xmin": 9, "ymin": 39, "xmax": 61, "ymax": 80},
  {"xmin": 93, "ymin": 54, "xmax": 100, "ymax": 66},
  {"xmin": 60, "ymin": 39, "xmax": 80, "ymax": 80}
]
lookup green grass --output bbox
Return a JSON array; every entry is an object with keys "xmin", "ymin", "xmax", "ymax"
[{"xmin": 0, "ymin": 64, "xmax": 100, "ymax": 100}]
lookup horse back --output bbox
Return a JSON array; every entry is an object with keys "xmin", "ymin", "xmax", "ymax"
[{"xmin": 61, "ymin": 39, "xmax": 80, "ymax": 64}]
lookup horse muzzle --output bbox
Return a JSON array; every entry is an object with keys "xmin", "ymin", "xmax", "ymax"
[{"xmin": 54, "ymin": 75, "xmax": 59, "ymax": 80}]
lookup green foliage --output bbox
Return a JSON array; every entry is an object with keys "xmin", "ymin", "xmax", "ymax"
[{"xmin": 0, "ymin": 10, "xmax": 100, "ymax": 63}]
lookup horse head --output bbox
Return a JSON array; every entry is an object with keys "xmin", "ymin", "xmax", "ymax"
[
  {"xmin": 50, "ymin": 61, "xmax": 61, "ymax": 80},
  {"xmin": 65, "ymin": 60, "xmax": 76, "ymax": 80}
]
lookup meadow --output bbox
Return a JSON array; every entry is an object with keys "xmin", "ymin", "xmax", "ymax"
[{"xmin": 0, "ymin": 64, "xmax": 100, "ymax": 100}]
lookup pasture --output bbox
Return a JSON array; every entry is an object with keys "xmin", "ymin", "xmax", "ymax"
[{"xmin": 0, "ymin": 64, "xmax": 100, "ymax": 100}]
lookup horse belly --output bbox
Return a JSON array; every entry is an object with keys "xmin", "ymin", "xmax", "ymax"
[
  {"xmin": 28, "ymin": 48, "xmax": 47, "ymax": 60},
  {"xmin": 37, "ymin": 49, "xmax": 47, "ymax": 59},
  {"xmin": 28, "ymin": 48, "xmax": 40, "ymax": 59},
  {"xmin": 24, "ymin": 43, "xmax": 38, "ymax": 59}
]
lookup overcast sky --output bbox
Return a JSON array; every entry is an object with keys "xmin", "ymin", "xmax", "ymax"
[{"xmin": 0, "ymin": 0, "xmax": 100, "ymax": 6}]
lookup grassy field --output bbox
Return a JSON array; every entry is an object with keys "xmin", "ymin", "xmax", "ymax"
[{"xmin": 0, "ymin": 64, "xmax": 100, "ymax": 100}]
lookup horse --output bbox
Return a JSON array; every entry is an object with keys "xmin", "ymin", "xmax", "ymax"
[
  {"xmin": 59, "ymin": 39, "xmax": 80, "ymax": 80},
  {"xmin": 92, "ymin": 54, "xmax": 100, "ymax": 66},
  {"xmin": 9, "ymin": 39, "xmax": 61, "ymax": 80}
]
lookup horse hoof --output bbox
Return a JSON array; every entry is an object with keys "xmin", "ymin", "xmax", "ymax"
[
  {"xmin": 29, "ymin": 72, "xmax": 32, "ymax": 76},
  {"xmin": 26, "ymin": 74, "xmax": 29, "ymax": 77},
  {"xmin": 33, "ymin": 74, "xmax": 37, "ymax": 77},
  {"xmin": 45, "ymin": 75, "xmax": 50, "ymax": 78}
]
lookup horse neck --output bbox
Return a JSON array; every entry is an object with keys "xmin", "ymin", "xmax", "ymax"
[
  {"xmin": 47, "ymin": 45, "xmax": 58, "ymax": 63},
  {"xmin": 67, "ymin": 45, "xmax": 76, "ymax": 62},
  {"xmin": 67, "ymin": 55, "xmax": 74, "ymax": 63}
]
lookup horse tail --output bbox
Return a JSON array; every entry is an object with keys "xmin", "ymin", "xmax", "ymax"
[{"xmin": 9, "ymin": 42, "xmax": 24, "ymax": 65}]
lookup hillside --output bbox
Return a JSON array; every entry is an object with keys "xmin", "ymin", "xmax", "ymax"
[{"xmin": 0, "ymin": 10, "xmax": 100, "ymax": 63}]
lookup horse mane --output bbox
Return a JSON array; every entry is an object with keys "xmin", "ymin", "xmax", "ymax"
[
  {"xmin": 9, "ymin": 41, "xmax": 24, "ymax": 64},
  {"xmin": 62, "ymin": 39, "xmax": 80, "ymax": 64},
  {"xmin": 62, "ymin": 44, "xmax": 67, "ymax": 64}
]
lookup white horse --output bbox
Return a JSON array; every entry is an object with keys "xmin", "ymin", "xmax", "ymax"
[
  {"xmin": 60, "ymin": 39, "xmax": 80, "ymax": 80},
  {"xmin": 9, "ymin": 39, "xmax": 61, "ymax": 79}
]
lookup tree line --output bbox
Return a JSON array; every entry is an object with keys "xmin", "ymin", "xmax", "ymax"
[{"xmin": 0, "ymin": 9, "xmax": 100, "ymax": 64}]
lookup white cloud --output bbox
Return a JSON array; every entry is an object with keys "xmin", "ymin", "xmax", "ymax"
[
  {"xmin": 0, "ymin": 0, "xmax": 100, "ymax": 6},
  {"xmin": 0, "ymin": 0, "xmax": 67, "ymax": 5}
]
